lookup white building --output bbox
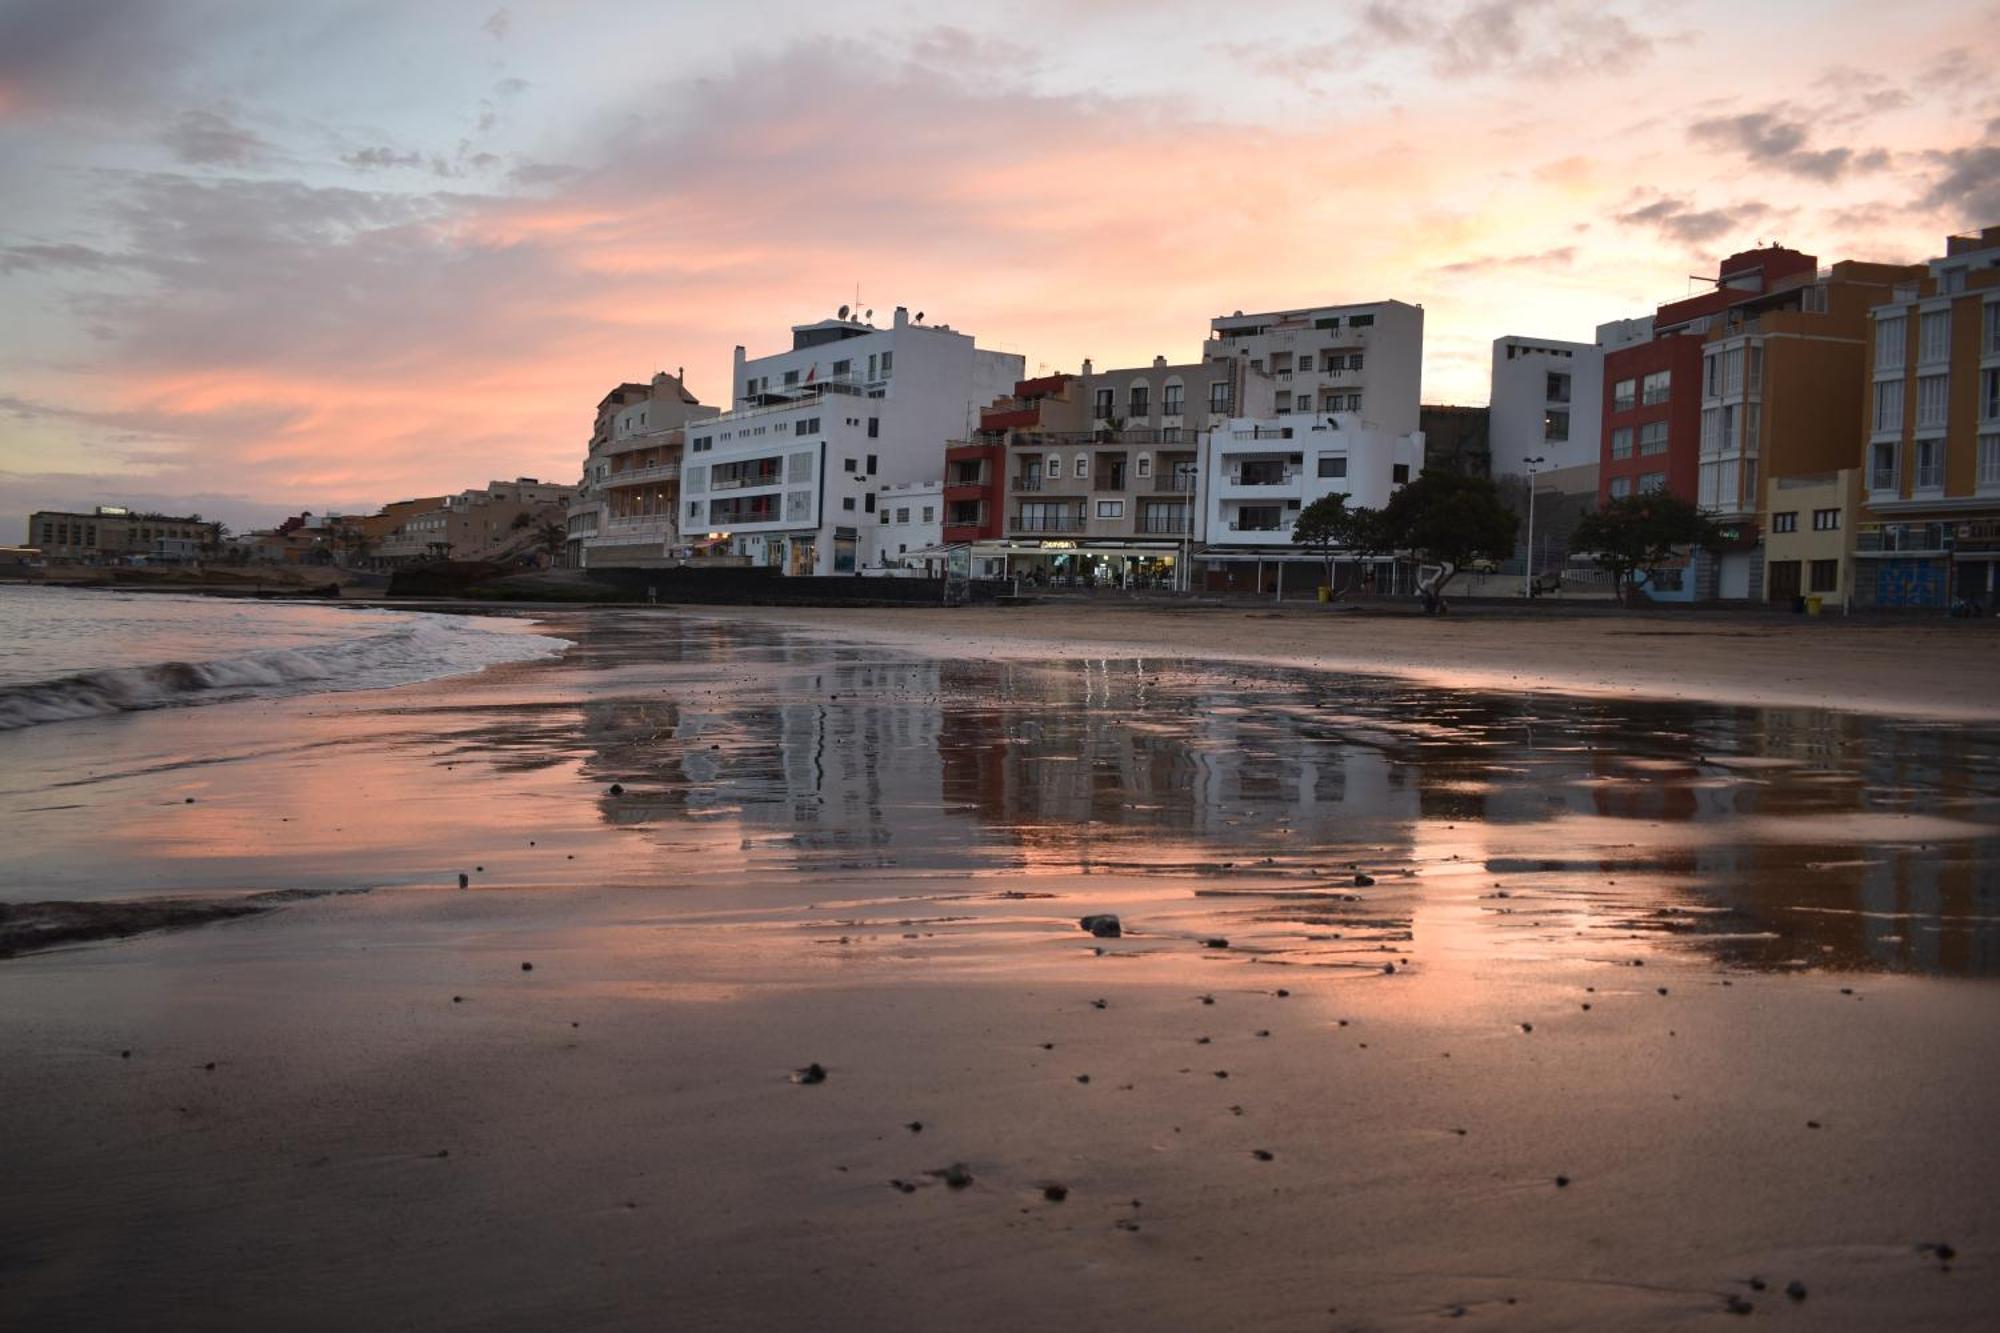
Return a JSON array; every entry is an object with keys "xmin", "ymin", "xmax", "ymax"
[
  {"xmin": 1202, "ymin": 415, "xmax": 1426, "ymax": 549},
  {"xmin": 687, "ymin": 307, "xmax": 1022, "ymax": 575},
  {"xmin": 862, "ymin": 480, "xmax": 945, "ymax": 575},
  {"xmin": 1203, "ymin": 300, "xmax": 1424, "ymax": 437},
  {"xmin": 1488, "ymin": 336, "xmax": 1603, "ymax": 480}
]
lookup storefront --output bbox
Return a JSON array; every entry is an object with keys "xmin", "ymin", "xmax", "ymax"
[{"xmin": 1004, "ymin": 541, "xmax": 1185, "ymax": 590}]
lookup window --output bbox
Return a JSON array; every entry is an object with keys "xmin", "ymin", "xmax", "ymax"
[
  {"xmin": 1163, "ymin": 384, "xmax": 1184, "ymax": 415},
  {"xmin": 922, "ymin": 506, "xmax": 933, "ymax": 523},
  {"xmin": 1873, "ymin": 379, "xmax": 1904, "ymax": 434},
  {"xmin": 744, "ymin": 378, "xmax": 757, "ymax": 398},
  {"xmin": 842, "ymin": 496, "xmax": 855, "ymax": 511},
  {"xmin": 1802, "ymin": 284, "xmax": 1828, "ymax": 314},
  {"xmin": 1350, "ymin": 354, "xmax": 1363, "ymax": 371},
  {"xmin": 1877, "ymin": 315, "xmax": 1907, "ymax": 370},
  {"xmin": 1609, "ymin": 476, "xmax": 1633, "ymax": 498},
  {"xmin": 1315, "ymin": 315, "xmax": 1341, "ymax": 330},
  {"xmin": 1772, "ymin": 512, "xmax": 1798, "ymax": 533},
  {"xmin": 1392, "ymin": 463, "xmax": 1410, "ymax": 484},
  {"xmin": 867, "ymin": 354, "xmax": 877, "ymax": 379},
  {"xmin": 880, "ymin": 351, "xmax": 892, "ymax": 375},
  {"xmin": 688, "ymin": 501, "xmax": 700, "ymax": 518},
  {"xmin": 864, "ymin": 492, "xmax": 877, "ymax": 514},
  {"xmin": 878, "ymin": 510, "xmax": 890, "ymax": 525},
  {"xmin": 1979, "ymin": 434, "xmax": 2000, "ymax": 489},
  {"xmin": 843, "ymin": 458, "xmax": 857, "ymax": 472},
  {"xmin": 1981, "ymin": 368, "xmax": 2000, "ymax": 423},
  {"xmin": 895, "ymin": 507, "xmax": 910, "ymax": 523},
  {"xmin": 1748, "ymin": 344, "xmax": 1763, "ymax": 392},
  {"xmin": 1639, "ymin": 472, "xmax": 1667, "ymax": 494},
  {"xmin": 1917, "ymin": 375, "xmax": 1950, "ymax": 430},
  {"xmin": 1096, "ymin": 500, "xmax": 1124, "ymax": 518},
  {"xmin": 1209, "ymin": 381, "xmax": 1232, "ymax": 413},
  {"xmin": 832, "ymin": 358, "xmax": 852, "ymax": 377},
  {"xmin": 1639, "ymin": 421, "xmax": 1668, "ymax": 455},
  {"xmin": 1271, "ymin": 353, "xmax": 1292, "ymax": 373},
  {"xmin": 866, "ymin": 454, "xmax": 877, "ymax": 475},
  {"xmin": 1135, "ymin": 455, "xmax": 1152, "ymax": 478},
  {"xmin": 1984, "ymin": 302, "xmax": 2000, "ymax": 356},
  {"xmin": 1919, "ymin": 309, "xmax": 1951, "ymax": 364},
  {"xmin": 1642, "ymin": 370, "xmax": 1670, "ymax": 405},
  {"xmin": 1350, "ymin": 314, "xmax": 1374, "ymax": 327},
  {"xmin": 1128, "ymin": 384, "xmax": 1149, "ymax": 416},
  {"xmin": 1610, "ymin": 426, "xmax": 1634, "ymax": 459},
  {"xmin": 1870, "ymin": 441, "xmax": 1899, "ymax": 492},
  {"xmin": 1915, "ymin": 438, "xmax": 1943, "ymax": 491},
  {"xmin": 693, "ymin": 435, "xmax": 712, "ymax": 452},
  {"xmin": 1046, "ymin": 456, "xmax": 1061, "ymax": 479},
  {"xmin": 1074, "ymin": 455, "xmax": 1087, "ymax": 478},
  {"xmin": 1612, "ymin": 378, "xmax": 1635, "ymax": 412},
  {"xmin": 1317, "ymin": 454, "xmax": 1348, "ymax": 478},
  {"xmin": 797, "ymin": 416, "xmax": 820, "ymax": 435},
  {"xmin": 1810, "ymin": 560, "xmax": 1839, "ymax": 593},
  {"xmin": 1346, "ymin": 393, "xmax": 1362, "ymax": 412},
  {"xmin": 1276, "ymin": 391, "xmax": 1293, "ymax": 413},
  {"xmin": 783, "ymin": 370, "xmax": 800, "ymax": 386},
  {"xmin": 1544, "ymin": 410, "xmax": 1569, "ymax": 442},
  {"xmin": 1095, "ymin": 388, "xmax": 1114, "ymax": 418},
  {"xmin": 867, "ymin": 417, "xmax": 879, "ymax": 438}
]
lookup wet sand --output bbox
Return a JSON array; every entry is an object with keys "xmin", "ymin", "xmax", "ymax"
[{"xmin": 3, "ymin": 609, "xmax": 1997, "ymax": 1330}]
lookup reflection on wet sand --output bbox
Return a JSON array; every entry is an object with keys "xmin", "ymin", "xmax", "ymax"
[{"xmin": 477, "ymin": 615, "xmax": 2000, "ymax": 978}]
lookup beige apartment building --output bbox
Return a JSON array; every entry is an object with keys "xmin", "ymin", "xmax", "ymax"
[
  {"xmin": 1761, "ymin": 470, "xmax": 1859, "ymax": 608},
  {"xmin": 996, "ymin": 356, "xmax": 1274, "ymax": 586},
  {"xmin": 374, "ymin": 479, "xmax": 575, "ymax": 567},
  {"xmin": 568, "ymin": 371, "xmax": 716, "ymax": 568},
  {"xmin": 1857, "ymin": 225, "xmax": 2000, "ymax": 609},
  {"xmin": 27, "ymin": 507, "xmax": 218, "ymax": 563}
]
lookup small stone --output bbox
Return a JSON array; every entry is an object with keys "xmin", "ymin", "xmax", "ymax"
[
  {"xmin": 1200, "ymin": 994, "xmax": 1215, "ymax": 1005},
  {"xmin": 1275, "ymin": 988, "xmax": 1290, "ymax": 997},
  {"xmin": 929, "ymin": 1162, "xmax": 974, "ymax": 1189},
  {"xmin": 1040, "ymin": 1042, "xmax": 1054, "ymax": 1050},
  {"xmin": 608, "ymin": 783, "xmax": 624, "ymax": 795},
  {"xmin": 1807, "ymin": 1120, "xmax": 1821, "ymax": 1129},
  {"xmin": 1080, "ymin": 914, "xmax": 1121, "ymax": 939},
  {"xmin": 794, "ymin": 1062, "xmax": 827, "ymax": 1085},
  {"xmin": 475, "ymin": 866, "xmax": 483, "ymax": 873},
  {"xmin": 1520, "ymin": 1023, "xmax": 1534, "ymax": 1033},
  {"xmin": 120, "ymin": 1050, "xmax": 131, "ymax": 1059},
  {"xmin": 1255, "ymin": 1029, "xmax": 1270, "ymax": 1038},
  {"xmin": 1075, "ymin": 1074, "xmax": 1091, "ymax": 1084},
  {"xmin": 435, "ymin": 1149, "xmax": 450, "ymax": 1159},
  {"xmin": 452, "ymin": 995, "xmax": 463, "ymax": 1003},
  {"xmin": 1204, "ymin": 938, "xmax": 1229, "ymax": 949},
  {"xmin": 1043, "ymin": 1184, "xmax": 1068, "ymax": 1202},
  {"xmin": 184, "ymin": 797, "xmax": 194, "ymax": 804},
  {"xmin": 1657, "ymin": 987, "xmax": 1669, "ymax": 996},
  {"xmin": 1090, "ymin": 998, "xmax": 1107, "ymax": 1010},
  {"xmin": 204, "ymin": 1062, "xmax": 216, "ymax": 1071},
  {"xmin": 1841, "ymin": 987, "xmax": 1854, "ymax": 995},
  {"xmin": 520, "ymin": 962, "xmax": 533, "ymax": 972},
  {"xmin": 1748, "ymin": 1278, "xmax": 1767, "ymax": 1292},
  {"xmin": 1213, "ymin": 1070, "xmax": 1229, "ymax": 1079},
  {"xmin": 1354, "ymin": 873, "xmax": 1375, "ymax": 887},
  {"xmin": 1383, "ymin": 963, "xmax": 1397, "ymax": 975},
  {"xmin": 1197, "ymin": 1036, "xmax": 1211, "ymax": 1044},
  {"xmin": 1581, "ymin": 1003, "xmax": 1592, "ymax": 1011},
  {"xmin": 1725, "ymin": 1295, "xmax": 1753, "ymax": 1315},
  {"xmin": 1555, "ymin": 1175, "xmax": 1569, "ymax": 1188},
  {"xmin": 457, "ymin": 873, "xmax": 469, "ymax": 889},
  {"xmin": 890, "ymin": 1179, "xmax": 917, "ymax": 1194},
  {"xmin": 906, "ymin": 1121, "xmax": 923, "ymax": 1133},
  {"xmin": 1785, "ymin": 1281, "xmax": 1806, "ymax": 1301},
  {"xmin": 1251, "ymin": 1149, "xmax": 1274, "ymax": 1161}
]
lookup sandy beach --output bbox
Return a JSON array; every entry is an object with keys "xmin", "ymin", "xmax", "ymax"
[{"xmin": 3, "ymin": 604, "xmax": 1997, "ymax": 1331}]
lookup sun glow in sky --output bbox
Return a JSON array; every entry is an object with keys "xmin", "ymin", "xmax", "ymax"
[{"xmin": 1, "ymin": 0, "xmax": 1995, "ymax": 530}]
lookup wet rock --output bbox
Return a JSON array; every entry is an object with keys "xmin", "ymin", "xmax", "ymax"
[
  {"xmin": 1275, "ymin": 988, "xmax": 1291, "ymax": 998},
  {"xmin": 1043, "ymin": 1184, "xmax": 1069, "ymax": 1202},
  {"xmin": 890, "ymin": 1179, "xmax": 917, "ymax": 1194},
  {"xmin": 1785, "ymin": 1281, "xmax": 1807, "ymax": 1301},
  {"xmin": 1554, "ymin": 1175, "xmax": 1570, "ymax": 1188},
  {"xmin": 906, "ymin": 1121, "xmax": 923, "ymax": 1133},
  {"xmin": 1251, "ymin": 1149, "xmax": 1274, "ymax": 1161},
  {"xmin": 520, "ymin": 962, "xmax": 533, "ymax": 972},
  {"xmin": 458, "ymin": 873, "xmax": 469, "ymax": 889},
  {"xmin": 1080, "ymin": 914, "xmax": 1122, "ymax": 938},
  {"xmin": 1382, "ymin": 963, "xmax": 1397, "ymax": 975},
  {"xmin": 793, "ymin": 1062, "xmax": 827, "ymax": 1085},
  {"xmin": 608, "ymin": 784, "xmax": 623, "ymax": 796},
  {"xmin": 1204, "ymin": 938, "xmax": 1229, "ymax": 949},
  {"xmin": 928, "ymin": 1163, "xmax": 974, "ymax": 1189},
  {"xmin": 1354, "ymin": 873, "xmax": 1376, "ymax": 887},
  {"xmin": 1724, "ymin": 1295, "xmax": 1754, "ymax": 1315},
  {"xmin": 1090, "ymin": 998, "xmax": 1107, "ymax": 1010}
]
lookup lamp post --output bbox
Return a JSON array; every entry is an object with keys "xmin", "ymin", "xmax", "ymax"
[{"xmin": 1522, "ymin": 455, "xmax": 1545, "ymax": 599}]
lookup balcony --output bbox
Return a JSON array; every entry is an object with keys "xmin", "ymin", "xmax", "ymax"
[
  {"xmin": 604, "ymin": 462, "xmax": 680, "ymax": 486},
  {"xmin": 1916, "ymin": 462, "xmax": 1945, "ymax": 491},
  {"xmin": 1161, "ymin": 399, "xmax": 1186, "ymax": 417},
  {"xmin": 1226, "ymin": 468, "xmax": 1298, "ymax": 486},
  {"xmin": 1093, "ymin": 469, "xmax": 1129, "ymax": 491},
  {"xmin": 1013, "ymin": 514, "xmax": 1083, "ymax": 533},
  {"xmin": 1869, "ymin": 466, "xmax": 1899, "ymax": 493},
  {"xmin": 1230, "ymin": 426, "xmax": 1294, "ymax": 441},
  {"xmin": 1154, "ymin": 474, "xmax": 1198, "ymax": 493},
  {"xmin": 1227, "ymin": 519, "xmax": 1287, "ymax": 533},
  {"xmin": 1013, "ymin": 473, "xmax": 1049, "ymax": 492},
  {"xmin": 604, "ymin": 514, "xmax": 673, "ymax": 534},
  {"xmin": 709, "ymin": 471, "xmax": 784, "ymax": 492},
  {"xmin": 1138, "ymin": 513, "xmax": 1192, "ymax": 534}
]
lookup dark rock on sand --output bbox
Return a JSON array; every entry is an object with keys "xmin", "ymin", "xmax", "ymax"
[
  {"xmin": 928, "ymin": 1163, "xmax": 974, "ymax": 1189},
  {"xmin": 1205, "ymin": 938, "xmax": 1229, "ymax": 949},
  {"xmin": 1725, "ymin": 1295, "xmax": 1754, "ymax": 1315},
  {"xmin": 608, "ymin": 783, "xmax": 624, "ymax": 795},
  {"xmin": 520, "ymin": 962, "xmax": 533, "ymax": 972},
  {"xmin": 1251, "ymin": 1149, "xmax": 1274, "ymax": 1161},
  {"xmin": 906, "ymin": 1121, "xmax": 923, "ymax": 1133},
  {"xmin": 1079, "ymin": 914, "xmax": 1122, "ymax": 938},
  {"xmin": 1354, "ymin": 873, "xmax": 1376, "ymax": 887},
  {"xmin": 458, "ymin": 873, "xmax": 469, "ymax": 889},
  {"xmin": 1555, "ymin": 1175, "xmax": 1570, "ymax": 1188},
  {"xmin": 1786, "ymin": 1281, "xmax": 1807, "ymax": 1301},
  {"xmin": 793, "ymin": 1062, "xmax": 827, "ymax": 1085},
  {"xmin": 1043, "ymin": 1184, "xmax": 1068, "ymax": 1202}
]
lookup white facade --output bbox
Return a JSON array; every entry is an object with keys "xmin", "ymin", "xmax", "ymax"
[
  {"xmin": 691, "ymin": 308, "xmax": 1022, "ymax": 575},
  {"xmin": 862, "ymin": 481, "xmax": 944, "ymax": 575},
  {"xmin": 1203, "ymin": 415, "xmax": 1426, "ymax": 548},
  {"xmin": 1488, "ymin": 336, "xmax": 1603, "ymax": 478},
  {"xmin": 1204, "ymin": 300, "xmax": 1424, "ymax": 437}
]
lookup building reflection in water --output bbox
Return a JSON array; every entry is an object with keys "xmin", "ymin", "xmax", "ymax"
[{"xmin": 554, "ymin": 617, "xmax": 2000, "ymax": 977}]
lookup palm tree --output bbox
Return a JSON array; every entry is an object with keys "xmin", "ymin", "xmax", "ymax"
[{"xmin": 537, "ymin": 520, "xmax": 568, "ymax": 566}]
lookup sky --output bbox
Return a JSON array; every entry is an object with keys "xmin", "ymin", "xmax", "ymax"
[{"xmin": 1, "ymin": 0, "xmax": 1996, "ymax": 534}]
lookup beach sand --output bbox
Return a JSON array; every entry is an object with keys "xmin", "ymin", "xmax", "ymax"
[{"xmin": 2, "ymin": 606, "xmax": 1996, "ymax": 1330}]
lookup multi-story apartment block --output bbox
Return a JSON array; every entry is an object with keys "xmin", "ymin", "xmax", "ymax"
[
  {"xmin": 1857, "ymin": 224, "xmax": 2000, "ymax": 609},
  {"xmin": 1602, "ymin": 246, "xmax": 1923, "ymax": 600},
  {"xmin": 686, "ymin": 307, "xmax": 1021, "ymax": 575},
  {"xmin": 862, "ymin": 480, "xmax": 945, "ymax": 575},
  {"xmin": 1204, "ymin": 300, "xmax": 1423, "ymax": 436},
  {"xmin": 375, "ymin": 478, "xmax": 577, "ymax": 567},
  {"xmin": 1488, "ymin": 335, "xmax": 1603, "ymax": 483},
  {"xmin": 995, "ymin": 357, "xmax": 1273, "ymax": 586},
  {"xmin": 1761, "ymin": 470, "xmax": 1860, "ymax": 607},
  {"xmin": 27, "ymin": 507, "xmax": 219, "ymax": 563},
  {"xmin": 941, "ymin": 439, "xmax": 1004, "ymax": 551},
  {"xmin": 568, "ymin": 371, "xmax": 716, "ymax": 568},
  {"xmin": 1200, "ymin": 418, "xmax": 1425, "ymax": 564}
]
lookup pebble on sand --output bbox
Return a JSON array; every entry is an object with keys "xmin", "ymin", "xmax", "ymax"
[
  {"xmin": 1354, "ymin": 873, "xmax": 1376, "ymax": 887},
  {"xmin": 928, "ymin": 1163, "xmax": 974, "ymax": 1189},
  {"xmin": 1725, "ymin": 1295, "xmax": 1754, "ymax": 1315},
  {"xmin": 1554, "ymin": 1175, "xmax": 1570, "ymax": 1188},
  {"xmin": 520, "ymin": 962, "xmax": 533, "ymax": 972},
  {"xmin": 1785, "ymin": 1280, "xmax": 1807, "ymax": 1301},
  {"xmin": 457, "ymin": 873, "xmax": 469, "ymax": 889},
  {"xmin": 1043, "ymin": 1184, "xmax": 1069, "ymax": 1202},
  {"xmin": 793, "ymin": 1062, "xmax": 827, "ymax": 1085},
  {"xmin": 1205, "ymin": 938, "xmax": 1229, "ymax": 949},
  {"xmin": 1080, "ymin": 914, "xmax": 1122, "ymax": 939},
  {"xmin": 906, "ymin": 1121, "xmax": 924, "ymax": 1133},
  {"xmin": 608, "ymin": 784, "xmax": 624, "ymax": 795},
  {"xmin": 1251, "ymin": 1149, "xmax": 1274, "ymax": 1161}
]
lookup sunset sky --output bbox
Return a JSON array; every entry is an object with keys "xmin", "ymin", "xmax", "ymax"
[{"xmin": 2, "ymin": 0, "xmax": 1996, "ymax": 532}]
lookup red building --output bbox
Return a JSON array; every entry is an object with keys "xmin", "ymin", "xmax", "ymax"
[{"xmin": 942, "ymin": 440, "xmax": 1004, "ymax": 544}]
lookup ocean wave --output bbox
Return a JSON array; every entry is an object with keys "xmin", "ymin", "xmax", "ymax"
[{"xmin": 0, "ymin": 615, "xmax": 569, "ymax": 731}]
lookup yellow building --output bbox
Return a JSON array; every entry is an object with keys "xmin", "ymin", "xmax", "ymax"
[{"xmin": 1761, "ymin": 470, "xmax": 1858, "ymax": 608}]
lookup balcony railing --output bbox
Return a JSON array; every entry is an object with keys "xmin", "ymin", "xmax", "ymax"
[
  {"xmin": 604, "ymin": 463, "xmax": 680, "ymax": 485},
  {"xmin": 1138, "ymin": 514, "xmax": 1192, "ymax": 534},
  {"xmin": 1155, "ymin": 474, "xmax": 1198, "ymax": 493},
  {"xmin": 1013, "ymin": 473, "xmax": 1049, "ymax": 492},
  {"xmin": 1869, "ymin": 468, "xmax": 1899, "ymax": 492},
  {"xmin": 709, "ymin": 471, "xmax": 784, "ymax": 492},
  {"xmin": 1013, "ymin": 514, "xmax": 1082, "ymax": 532},
  {"xmin": 1227, "ymin": 470, "xmax": 1298, "ymax": 486},
  {"xmin": 605, "ymin": 514, "xmax": 673, "ymax": 532},
  {"xmin": 1916, "ymin": 463, "xmax": 1945, "ymax": 490},
  {"xmin": 1161, "ymin": 399, "xmax": 1185, "ymax": 417},
  {"xmin": 1230, "ymin": 426, "xmax": 1294, "ymax": 440},
  {"xmin": 1227, "ymin": 520, "xmax": 1286, "ymax": 532}
]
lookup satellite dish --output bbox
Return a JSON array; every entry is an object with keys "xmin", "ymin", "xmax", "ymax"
[
  {"xmin": 838, "ymin": 304, "xmax": 850, "ymax": 320},
  {"xmin": 915, "ymin": 311, "xmax": 925, "ymax": 323},
  {"xmin": 864, "ymin": 308, "xmax": 873, "ymax": 321}
]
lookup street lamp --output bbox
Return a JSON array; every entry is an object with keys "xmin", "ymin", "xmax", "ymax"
[{"xmin": 1522, "ymin": 455, "xmax": 1545, "ymax": 599}]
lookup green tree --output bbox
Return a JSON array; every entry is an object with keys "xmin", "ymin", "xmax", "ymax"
[
  {"xmin": 1292, "ymin": 492, "xmax": 1351, "ymax": 594},
  {"xmin": 1376, "ymin": 470, "xmax": 1519, "ymax": 613},
  {"xmin": 1571, "ymin": 492, "xmax": 1725, "ymax": 605},
  {"xmin": 537, "ymin": 520, "xmax": 568, "ymax": 565}
]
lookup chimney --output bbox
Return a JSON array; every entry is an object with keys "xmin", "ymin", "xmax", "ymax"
[
  {"xmin": 1153, "ymin": 355, "xmax": 1167, "ymax": 369},
  {"xmin": 894, "ymin": 306, "xmax": 909, "ymax": 330},
  {"xmin": 1081, "ymin": 358, "xmax": 1093, "ymax": 376}
]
